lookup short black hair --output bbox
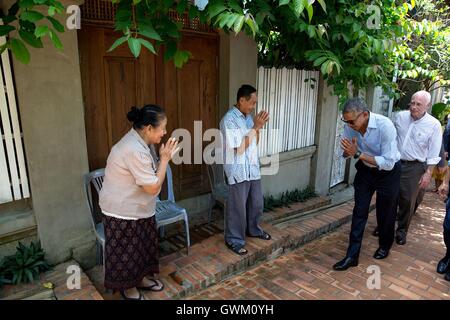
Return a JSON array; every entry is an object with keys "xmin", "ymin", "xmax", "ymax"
[{"xmin": 237, "ymin": 84, "xmax": 257, "ymax": 102}]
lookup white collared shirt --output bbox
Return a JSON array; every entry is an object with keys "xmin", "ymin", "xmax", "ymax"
[
  {"xmin": 394, "ymin": 111, "xmax": 442, "ymax": 165},
  {"xmin": 343, "ymin": 112, "xmax": 401, "ymax": 171}
]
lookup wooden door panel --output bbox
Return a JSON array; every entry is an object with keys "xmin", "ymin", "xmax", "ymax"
[{"xmin": 104, "ymin": 57, "xmax": 137, "ymax": 146}]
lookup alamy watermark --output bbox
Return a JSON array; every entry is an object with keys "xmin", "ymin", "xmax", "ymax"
[{"xmin": 366, "ymin": 265, "xmax": 381, "ymax": 290}]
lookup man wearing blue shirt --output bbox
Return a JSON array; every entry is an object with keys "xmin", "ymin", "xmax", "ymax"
[
  {"xmin": 219, "ymin": 85, "xmax": 271, "ymax": 255},
  {"xmin": 333, "ymin": 98, "xmax": 402, "ymax": 271}
]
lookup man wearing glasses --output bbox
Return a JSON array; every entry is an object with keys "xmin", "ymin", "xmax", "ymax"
[
  {"xmin": 391, "ymin": 91, "xmax": 442, "ymax": 246},
  {"xmin": 333, "ymin": 98, "xmax": 401, "ymax": 271}
]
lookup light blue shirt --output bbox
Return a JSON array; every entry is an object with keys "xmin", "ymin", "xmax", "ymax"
[
  {"xmin": 219, "ymin": 106, "xmax": 261, "ymax": 185},
  {"xmin": 343, "ymin": 112, "xmax": 400, "ymax": 171}
]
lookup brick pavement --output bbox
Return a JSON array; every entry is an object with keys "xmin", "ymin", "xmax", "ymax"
[{"xmin": 190, "ymin": 191, "xmax": 450, "ymax": 300}]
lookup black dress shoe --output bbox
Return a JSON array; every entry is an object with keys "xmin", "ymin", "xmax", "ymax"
[
  {"xmin": 445, "ymin": 271, "xmax": 450, "ymax": 282},
  {"xmin": 333, "ymin": 257, "xmax": 358, "ymax": 271},
  {"xmin": 372, "ymin": 227, "xmax": 379, "ymax": 237},
  {"xmin": 373, "ymin": 248, "xmax": 389, "ymax": 259},
  {"xmin": 437, "ymin": 256, "xmax": 450, "ymax": 274},
  {"xmin": 395, "ymin": 235, "xmax": 406, "ymax": 245}
]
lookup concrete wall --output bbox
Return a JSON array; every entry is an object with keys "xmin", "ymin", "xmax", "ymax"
[
  {"xmin": 7, "ymin": 0, "xmax": 95, "ymax": 265},
  {"xmin": 218, "ymin": 31, "xmax": 258, "ymax": 118},
  {"xmin": 261, "ymin": 147, "xmax": 316, "ymax": 197},
  {"xmin": 310, "ymin": 78, "xmax": 339, "ymax": 195}
]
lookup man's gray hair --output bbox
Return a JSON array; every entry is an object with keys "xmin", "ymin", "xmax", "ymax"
[
  {"xmin": 342, "ymin": 98, "xmax": 370, "ymax": 114},
  {"xmin": 411, "ymin": 90, "xmax": 432, "ymax": 108}
]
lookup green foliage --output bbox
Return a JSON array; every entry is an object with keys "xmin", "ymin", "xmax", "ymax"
[
  {"xmin": 263, "ymin": 186, "xmax": 317, "ymax": 212},
  {"xmin": 0, "ymin": 241, "xmax": 51, "ymax": 285},
  {"xmin": 0, "ymin": 0, "xmax": 65, "ymax": 63},
  {"xmin": 431, "ymin": 102, "xmax": 450, "ymax": 124}
]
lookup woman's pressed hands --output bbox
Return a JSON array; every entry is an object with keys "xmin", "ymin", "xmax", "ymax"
[{"xmin": 159, "ymin": 137, "xmax": 180, "ymax": 161}]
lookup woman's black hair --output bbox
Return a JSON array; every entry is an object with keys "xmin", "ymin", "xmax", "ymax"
[{"xmin": 127, "ymin": 104, "xmax": 166, "ymax": 130}]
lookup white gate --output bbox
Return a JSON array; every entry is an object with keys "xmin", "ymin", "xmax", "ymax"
[
  {"xmin": 0, "ymin": 34, "xmax": 30, "ymax": 204},
  {"xmin": 256, "ymin": 67, "xmax": 319, "ymax": 157},
  {"xmin": 330, "ymin": 114, "xmax": 346, "ymax": 187}
]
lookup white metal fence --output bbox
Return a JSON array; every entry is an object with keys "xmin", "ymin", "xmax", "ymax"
[
  {"xmin": 0, "ymin": 35, "xmax": 30, "ymax": 204},
  {"xmin": 256, "ymin": 67, "xmax": 319, "ymax": 157}
]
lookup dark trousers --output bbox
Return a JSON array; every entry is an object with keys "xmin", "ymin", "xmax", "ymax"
[
  {"xmin": 346, "ymin": 160, "xmax": 401, "ymax": 259},
  {"xmin": 444, "ymin": 197, "xmax": 450, "ymax": 258},
  {"xmin": 225, "ymin": 179, "xmax": 264, "ymax": 248},
  {"xmin": 397, "ymin": 161, "xmax": 427, "ymax": 238}
]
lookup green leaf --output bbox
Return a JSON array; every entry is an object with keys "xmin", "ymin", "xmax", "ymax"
[
  {"xmin": 279, "ymin": 0, "xmax": 290, "ymax": 6},
  {"xmin": 20, "ymin": 10, "xmax": 45, "ymax": 23},
  {"xmin": 208, "ymin": 3, "xmax": 226, "ymax": 18},
  {"xmin": 304, "ymin": 0, "xmax": 313, "ymax": 22},
  {"xmin": 164, "ymin": 41, "xmax": 177, "ymax": 62},
  {"xmin": 19, "ymin": 29, "xmax": 43, "ymax": 48},
  {"xmin": 0, "ymin": 25, "xmax": 15, "ymax": 37},
  {"xmin": 313, "ymin": 56, "xmax": 327, "ymax": 67},
  {"xmin": 107, "ymin": 36, "xmax": 127, "ymax": 52},
  {"xmin": 34, "ymin": 25, "xmax": 49, "ymax": 38},
  {"xmin": 223, "ymin": 13, "xmax": 237, "ymax": 29},
  {"xmin": 317, "ymin": 0, "xmax": 326, "ymax": 13},
  {"xmin": 133, "ymin": 0, "xmax": 142, "ymax": 4},
  {"xmin": 128, "ymin": 37, "xmax": 141, "ymax": 58},
  {"xmin": 48, "ymin": 6, "xmax": 56, "ymax": 16},
  {"xmin": 49, "ymin": 29, "xmax": 63, "ymax": 49},
  {"xmin": 245, "ymin": 16, "xmax": 257, "ymax": 37},
  {"xmin": 46, "ymin": 16, "xmax": 64, "ymax": 32},
  {"xmin": 139, "ymin": 23, "xmax": 162, "ymax": 41},
  {"xmin": 320, "ymin": 60, "xmax": 330, "ymax": 75},
  {"xmin": 10, "ymin": 38, "xmax": 30, "ymax": 64},
  {"xmin": 291, "ymin": 0, "xmax": 304, "ymax": 18},
  {"xmin": 138, "ymin": 38, "xmax": 156, "ymax": 54},
  {"xmin": 18, "ymin": 0, "xmax": 34, "ymax": 10},
  {"xmin": 173, "ymin": 49, "xmax": 191, "ymax": 68},
  {"xmin": 233, "ymin": 15, "xmax": 245, "ymax": 34},
  {"xmin": 33, "ymin": 0, "xmax": 48, "ymax": 4}
]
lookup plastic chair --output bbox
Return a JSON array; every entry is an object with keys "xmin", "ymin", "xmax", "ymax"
[
  {"xmin": 206, "ymin": 161, "xmax": 229, "ymax": 224},
  {"xmin": 155, "ymin": 165, "xmax": 191, "ymax": 254},
  {"xmin": 83, "ymin": 168, "xmax": 106, "ymax": 273}
]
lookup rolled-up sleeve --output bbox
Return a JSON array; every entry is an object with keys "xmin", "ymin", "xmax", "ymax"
[
  {"xmin": 124, "ymin": 151, "xmax": 159, "ymax": 186},
  {"xmin": 374, "ymin": 121, "xmax": 398, "ymax": 171},
  {"xmin": 426, "ymin": 123, "xmax": 443, "ymax": 165}
]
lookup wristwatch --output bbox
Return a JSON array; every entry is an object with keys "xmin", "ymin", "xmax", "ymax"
[{"xmin": 354, "ymin": 150, "xmax": 362, "ymax": 159}]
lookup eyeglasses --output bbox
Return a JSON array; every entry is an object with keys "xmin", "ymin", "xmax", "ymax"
[{"xmin": 341, "ymin": 112, "xmax": 364, "ymax": 125}]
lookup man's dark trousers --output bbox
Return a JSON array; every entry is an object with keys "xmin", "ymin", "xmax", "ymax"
[
  {"xmin": 346, "ymin": 160, "xmax": 401, "ymax": 259},
  {"xmin": 444, "ymin": 196, "xmax": 450, "ymax": 259}
]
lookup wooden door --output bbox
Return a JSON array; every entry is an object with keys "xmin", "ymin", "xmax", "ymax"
[
  {"xmin": 78, "ymin": 27, "xmax": 218, "ymax": 200},
  {"xmin": 161, "ymin": 33, "xmax": 218, "ymax": 199}
]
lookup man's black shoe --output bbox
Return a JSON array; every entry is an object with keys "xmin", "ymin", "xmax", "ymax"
[
  {"xmin": 332, "ymin": 257, "xmax": 358, "ymax": 271},
  {"xmin": 372, "ymin": 227, "xmax": 379, "ymax": 237},
  {"xmin": 437, "ymin": 256, "xmax": 450, "ymax": 274},
  {"xmin": 395, "ymin": 235, "xmax": 406, "ymax": 245},
  {"xmin": 373, "ymin": 248, "xmax": 389, "ymax": 259},
  {"xmin": 445, "ymin": 271, "xmax": 450, "ymax": 282}
]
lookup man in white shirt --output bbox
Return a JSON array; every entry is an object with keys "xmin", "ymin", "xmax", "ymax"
[{"xmin": 394, "ymin": 91, "xmax": 442, "ymax": 245}]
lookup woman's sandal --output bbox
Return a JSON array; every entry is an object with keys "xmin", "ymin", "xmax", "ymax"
[
  {"xmin": 120, "ymin": 290, "xmax": 144, "ymax": 300},
  {"xmin": 226, "ymin": 242, "xmax": 248, "ymax": 255},
  {"xmin": 248, "ymin": 231, "xmax": 272, "ymax": 240},
  {"xmin": 137, "ymin": 278, "xmax": 164, "ymax": 292}
]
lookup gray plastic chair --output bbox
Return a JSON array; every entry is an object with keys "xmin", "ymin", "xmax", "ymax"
[
  {"xmin": 206, "ymin": 161, "xmax": 229, "ymax": 224},
  {"xmin": 83, "ymin": 168, "xmax": 106, "ymax": 272},
  {"xmin": 155, "ymin": 165, "xmax": 191, "ymax": 254}
]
